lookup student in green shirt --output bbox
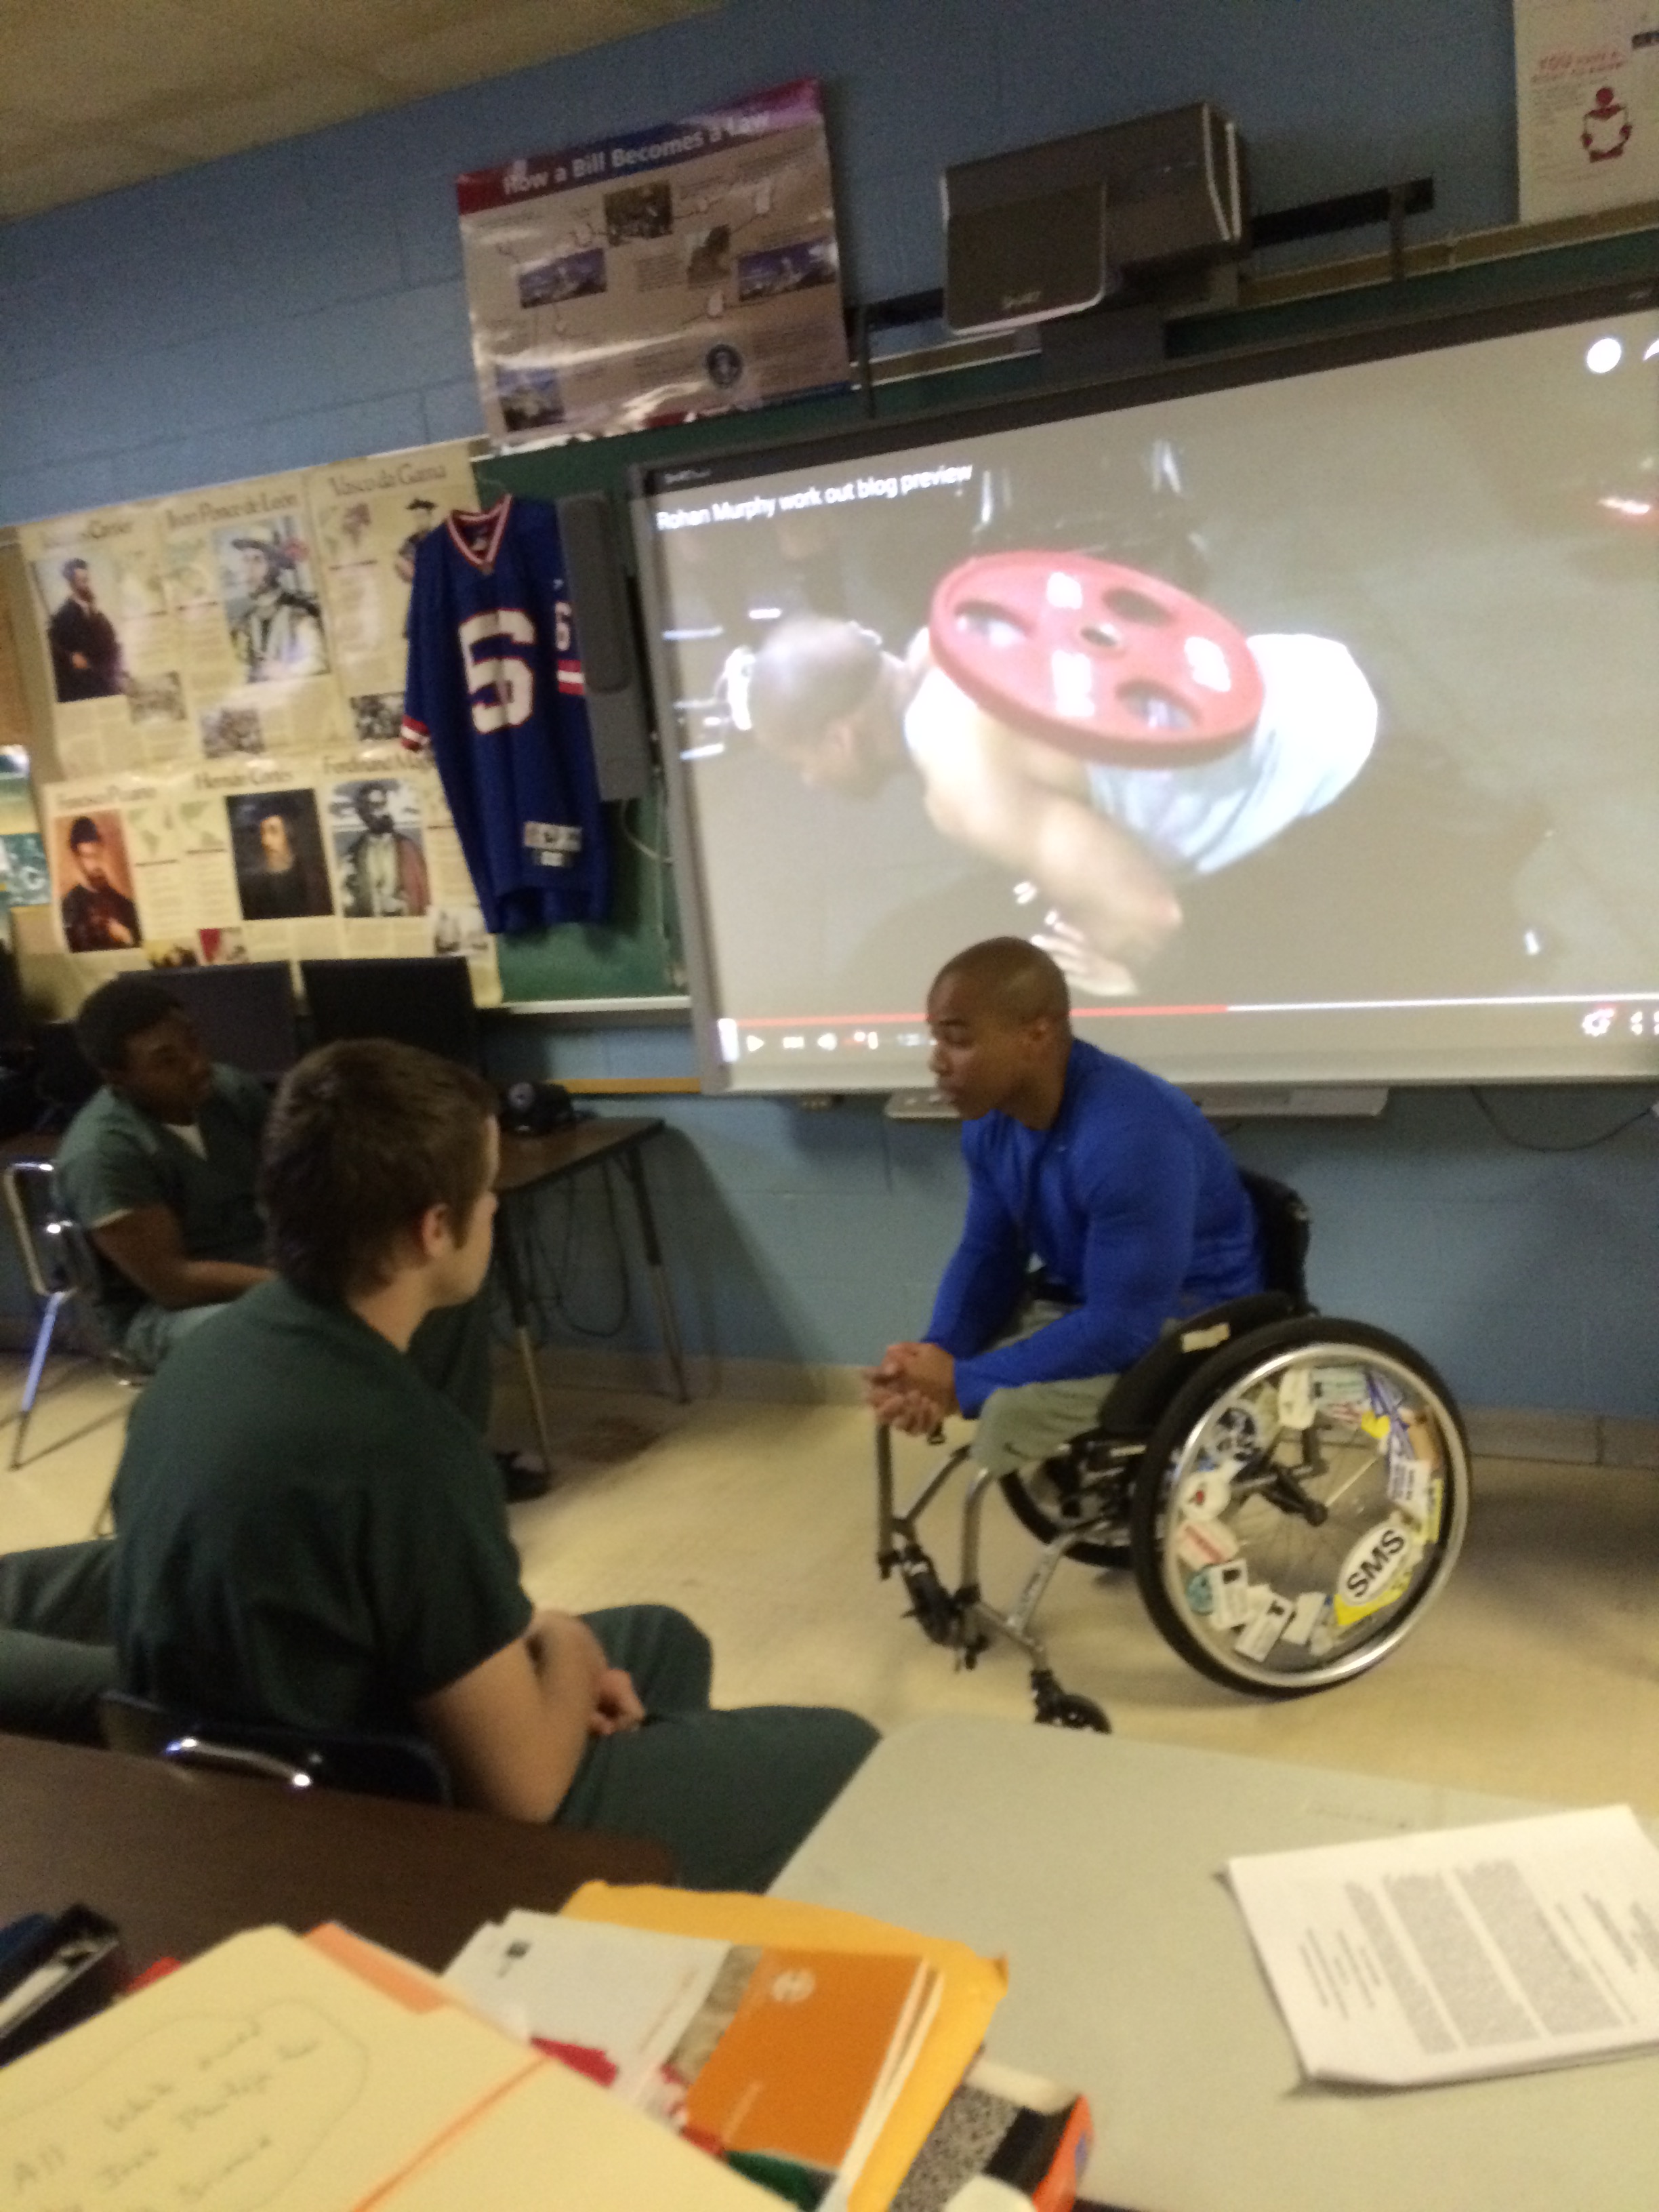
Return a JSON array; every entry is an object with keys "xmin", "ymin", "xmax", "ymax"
[
  {"xmin": 56, "ymin": 977, "xmax": 280, "ymax": 1373},
  {"xmin": 108, "ymin": 1038, "xmax": 877, "ymax": 1888},
  {"xmin": 52, "ymin": 975, "xmax": 541, "ymax": 1496},
  {"xmin": 55, "ymin": 976, "xmax": 498, "ymax": 1429}
]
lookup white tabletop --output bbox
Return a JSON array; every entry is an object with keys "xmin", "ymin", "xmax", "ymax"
[{"xmin": 773, "ymin": 1717, "xmax": 1658, "ymax": 2212}]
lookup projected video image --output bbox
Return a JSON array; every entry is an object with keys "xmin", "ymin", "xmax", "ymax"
[{"xmin": 643, "ymin": 301, "xmax": 1659, "ymax": 1088}]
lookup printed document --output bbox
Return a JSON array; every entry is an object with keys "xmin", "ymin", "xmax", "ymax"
[{"xmin": 1227, "ymin": 1803, "xmax": 1659, "ymax": 2085}]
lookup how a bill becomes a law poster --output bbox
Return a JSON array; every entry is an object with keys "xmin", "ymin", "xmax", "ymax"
[{"xmin": 459, "ymin": 79, "xmax": 851, "ymax": 443}]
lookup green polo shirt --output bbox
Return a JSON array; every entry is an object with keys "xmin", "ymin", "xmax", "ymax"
[
  {"xmin": 110, "ymin": 1277, "xmax": 532, "ymax": 1733},
  {"xmin": 56, "ymin": 1066, "xmax": 270, "ymax": 1330}
]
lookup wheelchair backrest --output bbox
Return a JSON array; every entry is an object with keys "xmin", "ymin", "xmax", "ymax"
[{"xmin": 1238, "ymin": 1168, "xmax": 1311, "ymax": 1307}]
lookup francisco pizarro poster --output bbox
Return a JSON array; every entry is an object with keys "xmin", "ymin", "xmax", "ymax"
[
  {"xmin": 1515, "ymin": 0, "xmax": 1659, "ymax": 221},
  {"xmin": 457, "ymin": 79, "xmax": 851, "ymax": 443}
]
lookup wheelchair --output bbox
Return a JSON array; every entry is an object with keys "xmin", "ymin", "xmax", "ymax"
[{"xmin": 874, "ymin": 1172, "xmax": 1471, "ymax": 1732}]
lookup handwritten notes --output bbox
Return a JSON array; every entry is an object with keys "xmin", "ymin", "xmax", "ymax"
[
  {"xmin": 0, "ymin": 1929, "xmax": 531, "ymax": 2212},
  {"xmin": 6, "ymin": 2001, "xmax": 363, "ymax": 2209}
]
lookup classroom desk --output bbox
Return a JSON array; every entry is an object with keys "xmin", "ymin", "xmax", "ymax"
[
  {"xmin": 494, "ymin": 1115, "xmax": 689, "ymax": 1471},
  {"xmin": 0, "ymin": 1730, "xmax": 672, "ymax": 1975},
  {"xmin": 0, "ymin": 1118, "xmax": 691, "ymax": 1479},
  {"xmin": 773, "ymin": 1717, "xmax": 1659, "ymax": 2212}
]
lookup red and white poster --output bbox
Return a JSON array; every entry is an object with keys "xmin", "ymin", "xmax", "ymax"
[{"xmin": 1515, "ymin": 0, "xmax": 1659, "ymax": 220}]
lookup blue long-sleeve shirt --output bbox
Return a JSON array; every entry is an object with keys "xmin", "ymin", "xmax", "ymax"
[{"xmin": 928, "ymin": 1040, "xmax": 1264, "ymax": 1416}]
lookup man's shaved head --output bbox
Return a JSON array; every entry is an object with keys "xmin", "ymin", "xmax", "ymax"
[
  {"xmin": 930, "ymin": 938, "xmax": 1071, "ymax": 1029},
  {"xmin": 747, "ymin": 615, "xmax": 884, "ymax": 753},
  {"xmin": 925, "ymin": 940, "xmax": 1072, "ymax": 1125}
]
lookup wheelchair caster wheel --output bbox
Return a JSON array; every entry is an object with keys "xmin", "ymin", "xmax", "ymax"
[{"xmin": 1031, "ymin": 1673, "xmax": 1111, "ymax": 1732}]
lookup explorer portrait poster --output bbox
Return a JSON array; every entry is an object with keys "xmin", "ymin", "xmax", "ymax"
[
  {"xmin": 457, "ymin": 78, "xmax": 851, "ymax": 443},
  {"xmin": 41, "ymin": 747, "xmax": 499, "ymax": 1000},
  {"xmin": 14, "ymin": 442, "xmax": 481, "ymax": 779}
]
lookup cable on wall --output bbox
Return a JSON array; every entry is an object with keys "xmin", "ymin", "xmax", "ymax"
[{"xmin": 1470, "ymin": 1088, "xmax": 1659, "ymax": 1153}]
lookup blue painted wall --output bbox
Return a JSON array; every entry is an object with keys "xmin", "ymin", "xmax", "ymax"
[
  {"xmin": 6, "ymin": 0, "xmax": 1657, "ymax": 1416},
  {"xmin": 0, "ymin": 0, "xmax": 1521, "ymax": 520}
]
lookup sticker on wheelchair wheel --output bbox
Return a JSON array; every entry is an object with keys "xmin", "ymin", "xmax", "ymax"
[
  {"xmin": 1186, "ymin": 1570, "xmax": 1215, "ymax": 1615},
  {"xmin": 1424, "ymin": 1474, "xmax": 1445, "ymax": 1544},
  {"xmin": 1199, "ymin": 1558, "xmax": 1252, "ymax": 1629},
  {"xmin": 1174, "ymin": 1467, "xmax": 1232, "ymax": 1521},
  {"xmin": 1309, "ymin": 1366, "xmax": 1370, "ymax": 1425},
  {"xmin": 1331, "ymin": 1517, "xmax": 1420, "ymax": 1628},
  {"xmin": 1278, "ymin": 1589, "xmax": 1328, "ymax": 1647},
  {"xmin": 1176, "ymin": 1513, "xmax": 1240, "ymax": 1570},
  {"xmin": 1277, "ymin": 1366, "xmax": 1315, "ymax": 1430},
  {"xmin": 1235, "ymin": 1589, "xmax": 1296, "ymax": 1660},
  {"xmin": 1387, "ymin": 1453, "xmax": 1436, "ymax": 1524}
]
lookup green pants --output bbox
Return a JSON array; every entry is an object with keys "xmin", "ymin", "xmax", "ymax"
[
  {"xmin": 0, "ymin": 1538, "xmax": 116, "ymax": 1743},
  {"xmin": 123, "ymin": 1289, "xmax": 494, "ymax": 1435},
  {"xmin": 558, "ymin": 1606, "xmax": 878, "ymax": 1892},
  {"xmin": 968, "ymin": 1300, "xmax": 1118, "ymax": 1477}
]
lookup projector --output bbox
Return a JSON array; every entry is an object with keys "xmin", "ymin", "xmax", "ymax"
[{"xmin": 943, "ymin": 102, "xmax": 1246, "ymax": 337}]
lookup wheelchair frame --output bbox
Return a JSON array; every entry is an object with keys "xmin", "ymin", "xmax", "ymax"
[{"xmin": 873, "ymin": 1174, "xmax": 1471, "ymax": 1732}]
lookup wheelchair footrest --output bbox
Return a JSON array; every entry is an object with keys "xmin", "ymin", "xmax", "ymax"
[{"xmin": 896, "ymin": 1544, "xmax": 960, "ymax": 1648}]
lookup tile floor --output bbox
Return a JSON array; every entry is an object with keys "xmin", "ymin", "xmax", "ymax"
[{"xmin": 3, "ymin": 1351, "xmax": 1656, "ymax": 1817}]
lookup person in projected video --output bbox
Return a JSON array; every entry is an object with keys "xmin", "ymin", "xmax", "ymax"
[{"xmin": 739, "ymin": 554, "xmax": 1376, "ymax": 998}]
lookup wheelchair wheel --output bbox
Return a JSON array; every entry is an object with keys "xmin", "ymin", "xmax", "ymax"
[{"xmin": 1129, "ymin": 1317, "xmax": 1470, "ymax": 1696}]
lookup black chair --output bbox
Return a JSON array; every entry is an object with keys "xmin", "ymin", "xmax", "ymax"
[
  {"xmin": 97, "ymin": 1690, "xmax": 452, "ymax": 1805},
  {"xmin": 1, "ymin": 1156, "xmax": 146, "ymax": 1475},
  {"xmin": 875, "ymin": 1170, "xmax": 1470, "ymax": 1729}
]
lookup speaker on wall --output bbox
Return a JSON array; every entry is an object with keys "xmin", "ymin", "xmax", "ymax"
[
  {"xmin": 943, "ymin": 102, "xmax": 1246, "ymax": 337},
  {"xmin": 557, "ymin": 489, "xmax": 655, "ymax": 802}
]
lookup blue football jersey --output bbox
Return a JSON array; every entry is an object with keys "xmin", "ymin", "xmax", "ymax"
[{"xmin": 401, "ymin": 495, "xmax": 609, "ymax": 933}]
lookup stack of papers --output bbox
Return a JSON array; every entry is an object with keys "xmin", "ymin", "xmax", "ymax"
[
  {"xmin": 447, "ymin": 1883, "xmax": 1008, "ymax": 2211},
  {"xmin": 447, "ymin": 1910, "xmax": 941, "ymax": 2204},
  {"xmin": 1227, "ymin": 1803, "xmax": 1659, "ymax": 2087}
]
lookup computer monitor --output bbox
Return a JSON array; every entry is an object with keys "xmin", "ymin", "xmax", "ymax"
[
  {"xmin": 300, "ymin": 958, "xmax": 480, "ymax": 1069},
  {"xmin": 155, "ymin": 962, "xmax": 300, "ymax": 1081}
]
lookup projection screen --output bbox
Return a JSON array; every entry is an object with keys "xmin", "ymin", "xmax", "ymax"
[{"xmin": 635, "ymin": 280, "xmax": 1659, "ymax": 1093}]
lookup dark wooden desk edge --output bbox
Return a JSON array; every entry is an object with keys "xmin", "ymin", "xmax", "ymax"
[
  {"xmin": 0, "ymin": 1731, "xmax": 673, "ymax": 1974},
  {"xmin": 494, "ymin": 1114, "xmax": 667, "ymax": 1195}
]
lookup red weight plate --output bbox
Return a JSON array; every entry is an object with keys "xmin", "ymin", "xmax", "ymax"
[{"xmin": 928, "ymin": 552, "xmax": 1265, "ymax": 765}]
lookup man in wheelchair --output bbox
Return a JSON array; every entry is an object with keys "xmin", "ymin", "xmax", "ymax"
[
  {"xmin": 867, "ymin": 937, "xmax": 1264, "ymax": 1469},
  {"xmin": 867, "ymin": 939, "xmax": 1470, "ymax": 1724}
]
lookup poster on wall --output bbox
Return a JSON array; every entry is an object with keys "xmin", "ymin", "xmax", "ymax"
[
  {"xmin": 41, "ymin": 748, "xmax": 499, "ymax": 997},
  {"xmin": 14, "ymin": 442, "xmax": 480, "ymax": 780},
  {"xmin": 16, "ymin": 501, "xmax": 192, "ymax": 777},
  {"xmin": 0, "ymin": 580, "xmax": 35, "ymax": 760},
  {"xmin": 304, "ymin": 444, "xmax": 483, "ymax": 743},
  {"xmin": 155, "ymin": 470, "xmax": 349, "ymax": 762},
  {"xmin": 457, "ymin": 79, "xmax": 851, "ymax": 444},
  {"xmin": 1515, "ymin": 0, "xmax": 1659, "ymax": 220}
]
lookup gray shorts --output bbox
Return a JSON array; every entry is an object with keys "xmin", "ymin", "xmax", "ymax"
[{"xmin": 968, "ymin": 1300, "xmax": 1118, "ymax": 1477}]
